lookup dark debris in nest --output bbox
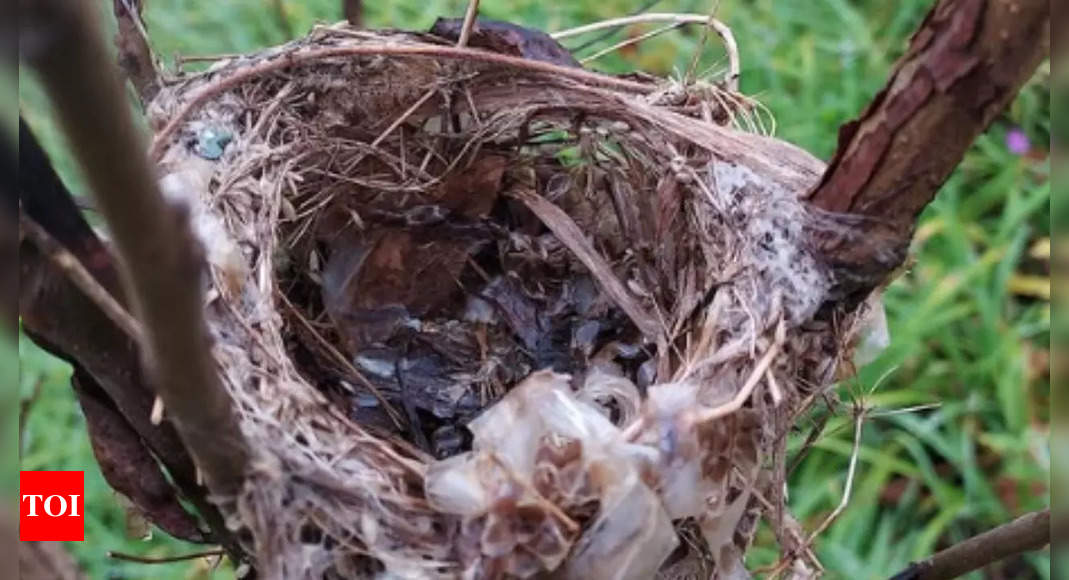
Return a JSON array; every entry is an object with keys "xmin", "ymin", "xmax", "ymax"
[{"xmin": 147, "ymin": 21, "xmax": 878, "ymax": 580}]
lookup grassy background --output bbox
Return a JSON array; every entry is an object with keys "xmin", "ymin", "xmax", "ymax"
[{"xmin": 19, "ymin": 1, "xmax": 1050, "ymax": 578}]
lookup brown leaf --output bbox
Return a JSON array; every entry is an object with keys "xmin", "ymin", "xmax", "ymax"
[
  {"xmin": 73, "ymin": 370, "xmax": 206, "ymax": 543},
  {"xmin": 322, "ymin": 155, "xmax": 506, "ymax": 352},
  {"xmin": 430, "ymin": 18, "xmax": 581, "ymax": 69},
  {"xmin": 509, "ymin": 187, "xmax": 662, "ymax": 341},
  {"xmin": 433, "ymin": 154, "xmax": 507, "ymax": 219},
  {"xmin": 323, "ymin": 228, "xmax": 477, "ymax": 350}
]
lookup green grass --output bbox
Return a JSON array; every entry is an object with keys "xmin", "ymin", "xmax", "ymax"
[{"xmin": 19, "ymin": 1, "xmax": 1050, "ymax": 578}]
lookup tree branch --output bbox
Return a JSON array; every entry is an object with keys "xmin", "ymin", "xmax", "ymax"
[
  {"xmin": 21, "ymin": 0, "xmax": 250, "ymax": 503},
  {"xmin": 19, "ymin": 214, "xmax": 143, "ymax": 342},
  {"xmin": 808, "ymin": 0, "xmax": 1049, "ymax": 296},
  {"xmin": 889, "ymin": 509, "xmax": 1051, "ymax": 580},
  {"xmin": 112, "ymin": 0, "xmax": 159, "ymax": 105}
]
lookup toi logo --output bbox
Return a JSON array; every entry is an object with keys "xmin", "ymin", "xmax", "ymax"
[{"xmin": 20, "ymin": 471, "xmax": 84, "ymax": 541}]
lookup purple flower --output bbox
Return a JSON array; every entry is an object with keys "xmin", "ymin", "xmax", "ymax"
[{"xmin": 1006, "ymin": 128, "xmax": 1031, "ymax": 156}]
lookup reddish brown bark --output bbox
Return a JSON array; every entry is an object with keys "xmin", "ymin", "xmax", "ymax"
[{"xmin": 808, "ymin": 0, "xmax": 1049, "ymax": 294}]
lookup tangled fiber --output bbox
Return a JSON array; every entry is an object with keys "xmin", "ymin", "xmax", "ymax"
[{"xmin": 147, "ymin": 22, "xmax": 871, "ymax": 579}]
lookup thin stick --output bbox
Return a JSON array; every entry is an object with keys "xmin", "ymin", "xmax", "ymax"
[
  {"xmin": 693, "ymin": 319, "xmax": 785, "ymax": 423},
  {"xmin": 456, "ymin": 0, "xmax": 480, "ymax": 48},
  {"xmin": 766, "ymin": 368, "xmax": 783, "ymax": 406},
  {"xmin": 175, "ymin": 53, "xmax": 244, "ymax": 66},
  {"xmin": 743, "ymin": 472, "xmax": 823, "ymax": 573},
  {"xmin": 116, "ymin": 0, "xmax": 154, "ymax": 54},
  {"xmin": 24, "ymin": 0, "xmax": 251, "ymax": 505},
  {"xmin": 568, "ymin": 0, "xmax": 663, "ymax": 53},
  {"xmin": 684, "ymin": 1, "xmax": 722, "ymax": 86},
  {"xmin": 276, "ymin": 291, "xmax": 404, "ymax": 428},
  {"xmin": 370, "ymin": 87, "xmax": 437, "ymax": 150},
  {"xmin": 552, "ymin": 13, "xmax": 711, "ymax": 39},
  {"xmin": 108, "ymin": 549, "xmax": 225, "ymax": 564},
  {"xmin": 552, "ymin": 13, "xmax": 739, "ymax": 91},
  {"xmin": 509, "ymin": 187, "xmax": 662, "ymax": 341},
  {"xmin": 343, "ymin": 0, "xmax": 363, "ymax": 27},
  {"xmin": 580, "ymin": 22, "xmax": 682, "ymax": 64},
  {"xmin": 19, "ymin": 214, "xmax": 144, "ymax": 343},
  {"xmin": 150, "ymin": 43, "xmax": 653, "ymax": 159},
  {"xmin": 806, "ymin": 410, "xmax": 864, "ymax": 542},
  {"xmin": 889, "ymin": 509, "xmax": 1052, "ymax": 580}
]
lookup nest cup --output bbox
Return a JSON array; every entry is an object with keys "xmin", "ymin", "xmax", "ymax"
[{"xmin": 148, "ymin": 23, "xmax": 862, "ymax": 579}]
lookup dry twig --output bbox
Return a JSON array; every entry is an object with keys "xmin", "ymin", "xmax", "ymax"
[
  {"xmin": 552, "ymin": 13, "xmax": 739, "ymax": 91},
  {"xmin": 455, "ymin": 0, "xmax": 480, "ymax": 48},
  {"xmin": 889, "ymin": 509, "xmax": 1052, "ymax": 580},
  {"xmin": 19, "ymin": 214, "xmax": 144, "ymax": 342},
  {"xmin": 509, "ymin": 187, "xmax": 662, "ymax": 341},
  {"xmin": 276, "ymin": 291, "xmax": 404, "ymax": 428},
  {"xmin": 684, "ymin": 1, "xmax": 723, "ymax": 86},
  {"xmin": 343, "ymin": 0, "xmax": 362, "ymax": 27},
  {"xmin": 108, "ymin": 548, "xmax": 225, "ymax": 564},
  {"xmin": 805, "ymin": 410, "xmax": 864, "ymax": 542},
  {"xmin": 580, "ymin": 22, "xmax": 681, "ymax": 65},
  {"xmin": 113, "ymin": 0, "xmax": 159, "ymax": 104},
  {"xmin": 22, "ymin": 0, "xmax": 251, "ymax": 507},
  {"xmin": 692, "ymin": 319, "xmax": 785, "ymax": 423}
]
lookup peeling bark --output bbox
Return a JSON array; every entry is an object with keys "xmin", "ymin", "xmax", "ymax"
[{"xmin": 808, "ymin": 0, "xmax": 1049, "ymax": 295}]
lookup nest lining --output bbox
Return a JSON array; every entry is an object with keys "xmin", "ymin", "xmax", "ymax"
[{"xmin": 148, "ymin": 24, "xmax": 863, "ymax": 579}]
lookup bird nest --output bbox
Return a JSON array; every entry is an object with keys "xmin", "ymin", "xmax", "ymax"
[{"xmin": 146, "ymin": 23, "xmax": 866, "ymax": 579}]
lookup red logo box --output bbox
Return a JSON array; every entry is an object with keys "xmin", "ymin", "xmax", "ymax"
[{"xmin": 20, "ymin": 471, "xmax": 84, "ymax": 541}]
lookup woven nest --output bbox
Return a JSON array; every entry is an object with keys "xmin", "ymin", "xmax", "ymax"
[{"xmin": 147, "ymin": 23, "xmax": 866, "ymax": 579}]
